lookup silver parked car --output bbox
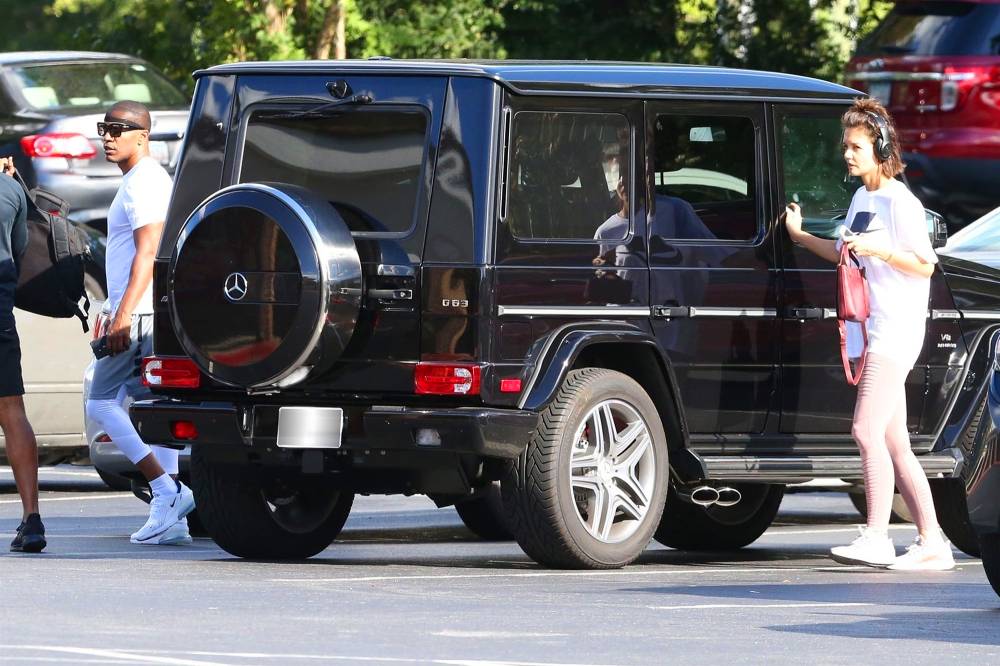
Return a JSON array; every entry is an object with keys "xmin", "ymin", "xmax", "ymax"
[
  {"xmin": 0, "ymin": 50, "xmax": 190, "ymax": 233},
  {"xmin": 939, "ymin": 206, "xmax": 1000, "ymax": 271}
]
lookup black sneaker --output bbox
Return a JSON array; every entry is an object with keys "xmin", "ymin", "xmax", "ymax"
[{"xmin": 10, "ymin": 514, "xmax": 46, "ymax": 553}]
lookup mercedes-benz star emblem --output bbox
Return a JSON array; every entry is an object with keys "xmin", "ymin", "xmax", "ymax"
[{"xmin": 224, "ymin": 272, "xmax": 249, "ymax": 302}]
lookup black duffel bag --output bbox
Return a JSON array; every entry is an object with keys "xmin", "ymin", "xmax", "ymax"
[{"xmin": 12, "ymin": 171, "xmax": 91, "ymax": 331}]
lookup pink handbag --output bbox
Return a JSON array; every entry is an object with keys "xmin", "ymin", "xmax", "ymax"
[{"xmin": 837, "ymin": 244, "xmax": 870, "ymax": 386}]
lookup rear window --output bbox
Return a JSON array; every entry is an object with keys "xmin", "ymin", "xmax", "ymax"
[
  {"xmin": 7, "ymin": 61, "xmax": 187, "ymax": 110},
  {"xmin": 857, "ymin": 1, "xmax": 1000, "ymax": 56},
  {"xmin": 239, "ymin": 108, "xmax": 429, "ymax": 236}
]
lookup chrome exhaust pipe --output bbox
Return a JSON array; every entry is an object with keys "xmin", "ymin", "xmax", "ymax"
[
  {"xmin": 689, "ymin": 485, "xmax": 720, "ymax": 507},
  {"xmin": 715, "ymin": 486, "xmax": 742, "ymax": 508}
]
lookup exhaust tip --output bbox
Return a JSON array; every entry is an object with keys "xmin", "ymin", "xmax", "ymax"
[
  {"xmin": 690, "ymin": 486, "xmax": 720, "ymax": 507},
  {"xmin": 716, "ymin": 486, "xmax": 742, "ymax": 508}
]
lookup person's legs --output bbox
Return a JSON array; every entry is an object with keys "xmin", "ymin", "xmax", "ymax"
[
  {"xmin": 0, "ymin": 395, "xmax": 38, "ymax": 519},
  {"xmin": 830, "ymin": 354, "xmax": 900, "ymax": 566},
  {"xmin": 851, "ymin": 354, "xmax": 900, "ymax": 532},
  {"xmin": 152, "ymin": 445, "xmax": 179, "ymax": 477},
  {"xmin": 883, "ymin": 374, "xmax": 940, "ymax": 538}
]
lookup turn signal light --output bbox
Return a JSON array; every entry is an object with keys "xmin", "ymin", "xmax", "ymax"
[
  {"xmin": 20, "ymin": 133, "xmax": 97, "ymax": 159},
  {"xmin": 170, "ymin": 420, "xmax": 198, "ymax": 440},
  {"xmin": 414, "ymin": 363, "xmax": 481, "ymax": 395},
  {"xmin": 142, "ymin": 356, "xmax": 201, "ymax": 389}
]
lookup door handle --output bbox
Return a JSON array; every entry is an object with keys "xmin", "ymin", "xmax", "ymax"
[
  {"xmin": 652, "ymin": 305, "xmax": 691, "ymax": 319},
  {"xmin": 367, "ymin": 288, "xmax": 413, "ymax": 301},
  {"xmin": 787, "ymin": 306, "xmax": 824, "ymax": 320}
]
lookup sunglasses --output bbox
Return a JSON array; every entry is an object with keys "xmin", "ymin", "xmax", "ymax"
[{"xmin": 97, "ymin": 120, "xmax": 147, "ymax": 138}]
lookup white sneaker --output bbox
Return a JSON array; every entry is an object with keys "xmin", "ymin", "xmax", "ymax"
[
  {"xmin": 830, "ymin": 526, "xmax": 896, "ymax": 567},
  {"xmin": 130, "ymin": 481, "xmax": 195, "ymax": 544},
  {"xmin": 888, "ymin": 534, "xmax": 956, "ymax": 571},
  {"xmin": 133, "ymin": 517, "xmax": 193, "ymax": 546}
]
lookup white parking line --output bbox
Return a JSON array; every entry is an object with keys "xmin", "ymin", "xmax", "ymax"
[
  {"xmin": 267, "ymin": 565, "xmax": 871, "ymax": 584},
  {"xmin": 0, "ymin": 646, "xmax": 626, "ymax": 666},
  {"xmin": 0, "ymin": 468, "xmax": 99, "ymax": 478},
  {"xmin": 0, "ymin": 493, "xmax": 126, "ymax": 505},
  {"xmin": 762, "ymin": 525, "xmax": 916, "ymax": 536},
  {"xmin": 0, "ymin": 645, "xmax": 235, "ymax": 666},
  {"xmin": 647, "ymin": 602, "xmax": 871, "ymax": 610}
]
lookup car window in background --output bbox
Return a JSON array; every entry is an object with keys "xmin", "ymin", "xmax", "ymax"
[
  {"xmin": 856, "ymin": 1, "xmax": 1000, "ymax": 56},
  {"xmin": 652, "ymin": 113, "xmax": 756, "ymax": 241},
  {"xmin": 944, "ymin": 207, "xmax": 1000, "ymax": 252},
  {"xmin": 779, "ymin": 112, "xmax": 854, "ymax": 240},
  {"xmin": 8, "ymin": 61, "xmax": 187, "ymax": 110},
  {"xmin": 505, "ymin": 111, "xmax": 629, "ymax": 240}
]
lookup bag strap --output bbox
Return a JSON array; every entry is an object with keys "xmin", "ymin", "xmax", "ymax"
[{"xmin": 838, "ymin": 319, "xmax": 868, "ymax": 386}]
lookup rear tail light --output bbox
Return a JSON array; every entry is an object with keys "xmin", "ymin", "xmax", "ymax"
[
  {"xmin": 142, "ymin": 356, "xmax": 201, "ymax": 389},
  {"xmin": 96, "ymin": 433, "xmax": 112, "ymax": 443},
  {"xmin": 940, "ymin": 65, "xmax": 1000, "ymax": 112},
  {"xmin": 414, "ymin": 363, "xmax": 482, "ymax": 395},
  {"xmin": 170, "ymin": 420, "xmax": 198, "ymax": 440},
  {"xmin": 20, "ymin": 133, "xmax": 97, "ymax": 159}
]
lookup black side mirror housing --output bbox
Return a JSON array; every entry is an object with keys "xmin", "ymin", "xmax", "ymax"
[{"xmin": 926, "ymin": 209, "xmax": 948, "ymax": 249}]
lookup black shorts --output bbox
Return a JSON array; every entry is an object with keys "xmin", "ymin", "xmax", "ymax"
[{"xmin": 0, "ymin": 322, "xmax": 24, "ymax": 397}]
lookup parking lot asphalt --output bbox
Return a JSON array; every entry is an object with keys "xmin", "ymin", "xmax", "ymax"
[{"xmin": 1, "ymin": 466, "xmax": 998, "ymax": 666}]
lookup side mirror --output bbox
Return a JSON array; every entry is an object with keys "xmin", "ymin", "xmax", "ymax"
[{"xmin": 926, "ymin": 209, "xmax": 948, "ymax": 249}]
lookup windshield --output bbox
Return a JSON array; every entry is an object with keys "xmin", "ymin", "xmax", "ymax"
[
  {"xmin": 8, "ymin": 61, "xmax": 187, "ymax": 111},
  {"xmin": 944, "ymin": 207, "xmax": 1000, "ymax": 253},
  {"xmin": 857, "ymin": 1, "xmax": 1000, "ymax": 56}
]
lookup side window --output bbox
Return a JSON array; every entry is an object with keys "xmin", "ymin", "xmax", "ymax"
[
  {"xmin": 652, "ymin": 114, "xmax": 756, "ymax": 241},
  {"xmin": 779, "ymin": 113, "xmax": 854, "ymax": 240},
  {"xmin": 505, "ymin": 111, "xmax": 629, "ymax": 240}
]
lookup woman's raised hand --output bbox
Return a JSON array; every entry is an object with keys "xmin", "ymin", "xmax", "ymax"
[{"xmin": 784, "ymin": 202, "xmax": 803, "ymax": 238}]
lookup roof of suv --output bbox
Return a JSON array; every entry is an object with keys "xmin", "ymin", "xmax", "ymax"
[
  {"xmin": 198, "ymin": 59, "xmax": 860, "ymax": 100},
  {"xmin": 0, "ymin": 51, "xmax": 138, "ymax": 66}
]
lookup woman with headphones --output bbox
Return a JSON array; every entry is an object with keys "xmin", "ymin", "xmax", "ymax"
[{"xmin": 784, "ymin": 98, "xmax": 954, "ymax": 571}]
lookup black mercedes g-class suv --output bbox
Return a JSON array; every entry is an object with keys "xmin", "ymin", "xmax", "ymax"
[{"xmin": 132, "ymin": 60, "xmax": 1000, "ymax": 569}]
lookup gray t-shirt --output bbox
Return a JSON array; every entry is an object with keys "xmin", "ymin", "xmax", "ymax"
[{"xmin": 0, "ymin": 175, "xmax": 28, "ymax": 325}]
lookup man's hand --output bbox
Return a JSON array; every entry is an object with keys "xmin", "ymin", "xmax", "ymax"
[
  {"xmin": 784, "ymin": 202, "xmax": 803, "ymax": 239},
  {"xmin": 106, "ymin": 309, "xmax": 132, "ymax": 355},
  {"xmin": 0, "ymin": 157, "xmax": 15, "ymax": 177}
]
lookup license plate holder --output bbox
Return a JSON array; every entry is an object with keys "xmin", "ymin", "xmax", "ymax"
[
  {"xmin": 149, "ymin": 140, "xmax": 170, "ymax": 166},
  {"xmin": 276, "ymin": 406, "xmax": 344, "ymax": 449}
]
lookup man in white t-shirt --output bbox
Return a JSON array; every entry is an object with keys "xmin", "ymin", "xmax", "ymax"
[{"xmin": 84, "ymin": 101, "xmax": 194, "ymax": 545}]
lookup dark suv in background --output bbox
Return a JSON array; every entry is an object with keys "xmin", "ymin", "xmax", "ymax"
[
  {"xmin": 0, "ymin": 51, "xmax": 190, "ymax": 232},
  {"xmin": 130, "ymin": 60, "xmax": 1000, "ymax": 569},
  {"xmin": 847, "ymin": 0, "xmax": 1000, "ymax": 229}
]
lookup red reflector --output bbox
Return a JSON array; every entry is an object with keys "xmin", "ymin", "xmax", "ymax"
[
  {"xmin": 142, "ymin": 357, "xmax": 201, "ymax": 389},
  {"xmin": 96, "ymin": 433, "xmax": 112, "ymax": 443},
  {"xmin": 20, "ymin": 133, "xmax": 97, "ymax": 159},
  {"xmin": 414, "ymin": 363, "xmax": 482, "ymax": 395},
  {"xmin": 170, "ymin": 421, "xmax": 198, "ymax": 440},
  {"xmin": 499, "ymin": 378, "xmax": 522, "ymax": 393}
]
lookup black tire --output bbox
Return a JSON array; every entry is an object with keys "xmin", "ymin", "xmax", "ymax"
[
  {"xmin": 94, "ymin": 466, "xmax": 132, "ymax": 492},
  {"xmin": 500, "ymin": 368, "xmax": 669, "ymax": 569},
  {"xmin": 982, "ymin": 534, "xmax": 1000, "ymax": 599},
  {"xmin": 454, "ymin": 482, "xmax": 513, "ymax": 541},
  {"xmin": 191, "ymin": 447, "xmax": 353, "ymax": 559},
  {"xmin": 930, "ymin": 399, "xmax": 986, "ymax": 557},
  {"xmin": 848, "ymin": 490, "xmax": 913, "ymax": 524},
  {"xmin": 654, "ymin": 483, "xmax": 784, "ymax": 550}
]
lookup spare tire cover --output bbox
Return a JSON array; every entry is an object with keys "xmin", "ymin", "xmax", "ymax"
[{"xmin": 169, "ymin": 183, "xmax": 362, "ymax": 388}]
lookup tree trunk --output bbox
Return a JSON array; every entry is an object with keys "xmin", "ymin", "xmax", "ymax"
[
  {"xmin": 263, "ymin": 0, "xmax": 289, "ymax": 36},
  {"xmin": 314, "ymin": 0, "xmax": 346, "ymax": 60}
]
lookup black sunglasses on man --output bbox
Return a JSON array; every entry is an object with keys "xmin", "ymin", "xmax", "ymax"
[{"xmin": 97, "ymin": 119, "xmax": 147, "ymax": 138}]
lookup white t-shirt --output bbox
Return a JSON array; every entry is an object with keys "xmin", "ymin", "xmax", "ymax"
[
  {"xmin": 594, "ymin": 213, "xmax": 641, "ymax": 268},
  {"xmin": 105, "ymin": 157, "xmax": 172, "ymax": 315},
  {"xmin": 836, "ymin": 179, "xmax": 937, "ymax": 368}
]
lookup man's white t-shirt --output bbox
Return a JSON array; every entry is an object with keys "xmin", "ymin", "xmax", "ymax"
[
  {"xmin": 105, "ymin": 156, "xmax": 172, "ymax": 315},
  {"xmin": 594, "ymin": 213, "xmax": 642, "ymax": 268},
  {"xmin": 836, "ymin": 179, "xmax": 938, "ymax": 368}
]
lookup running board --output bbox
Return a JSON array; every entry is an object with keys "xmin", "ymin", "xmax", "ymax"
[{"xmin": 697, "ymin": 452, "xmax": 961, "ymax": 483}]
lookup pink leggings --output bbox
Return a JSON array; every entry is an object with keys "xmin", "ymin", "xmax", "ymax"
[{"xmin": 852, "ymin": 353, "xmax": 939, "ymax": 534}]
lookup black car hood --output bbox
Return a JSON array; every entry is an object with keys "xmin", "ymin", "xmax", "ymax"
[{"xmin": 939, "ymin": 254, "xmax": 1000, "ymax": 314}]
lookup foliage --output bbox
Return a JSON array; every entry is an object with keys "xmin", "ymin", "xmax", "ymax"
[{"xmin": 1, "ymin": 0, "xmax": 892, "ymax": 94}]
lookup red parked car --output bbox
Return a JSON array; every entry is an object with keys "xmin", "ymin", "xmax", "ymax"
[{"xmin": 847, "ymin": 0, "xmax": 1000, "ymax": 229}]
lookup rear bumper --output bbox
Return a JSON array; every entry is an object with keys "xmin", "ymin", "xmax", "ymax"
[{"xmin": 129, "ymin": 399, "xmax": 538, "ymax": 460}]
